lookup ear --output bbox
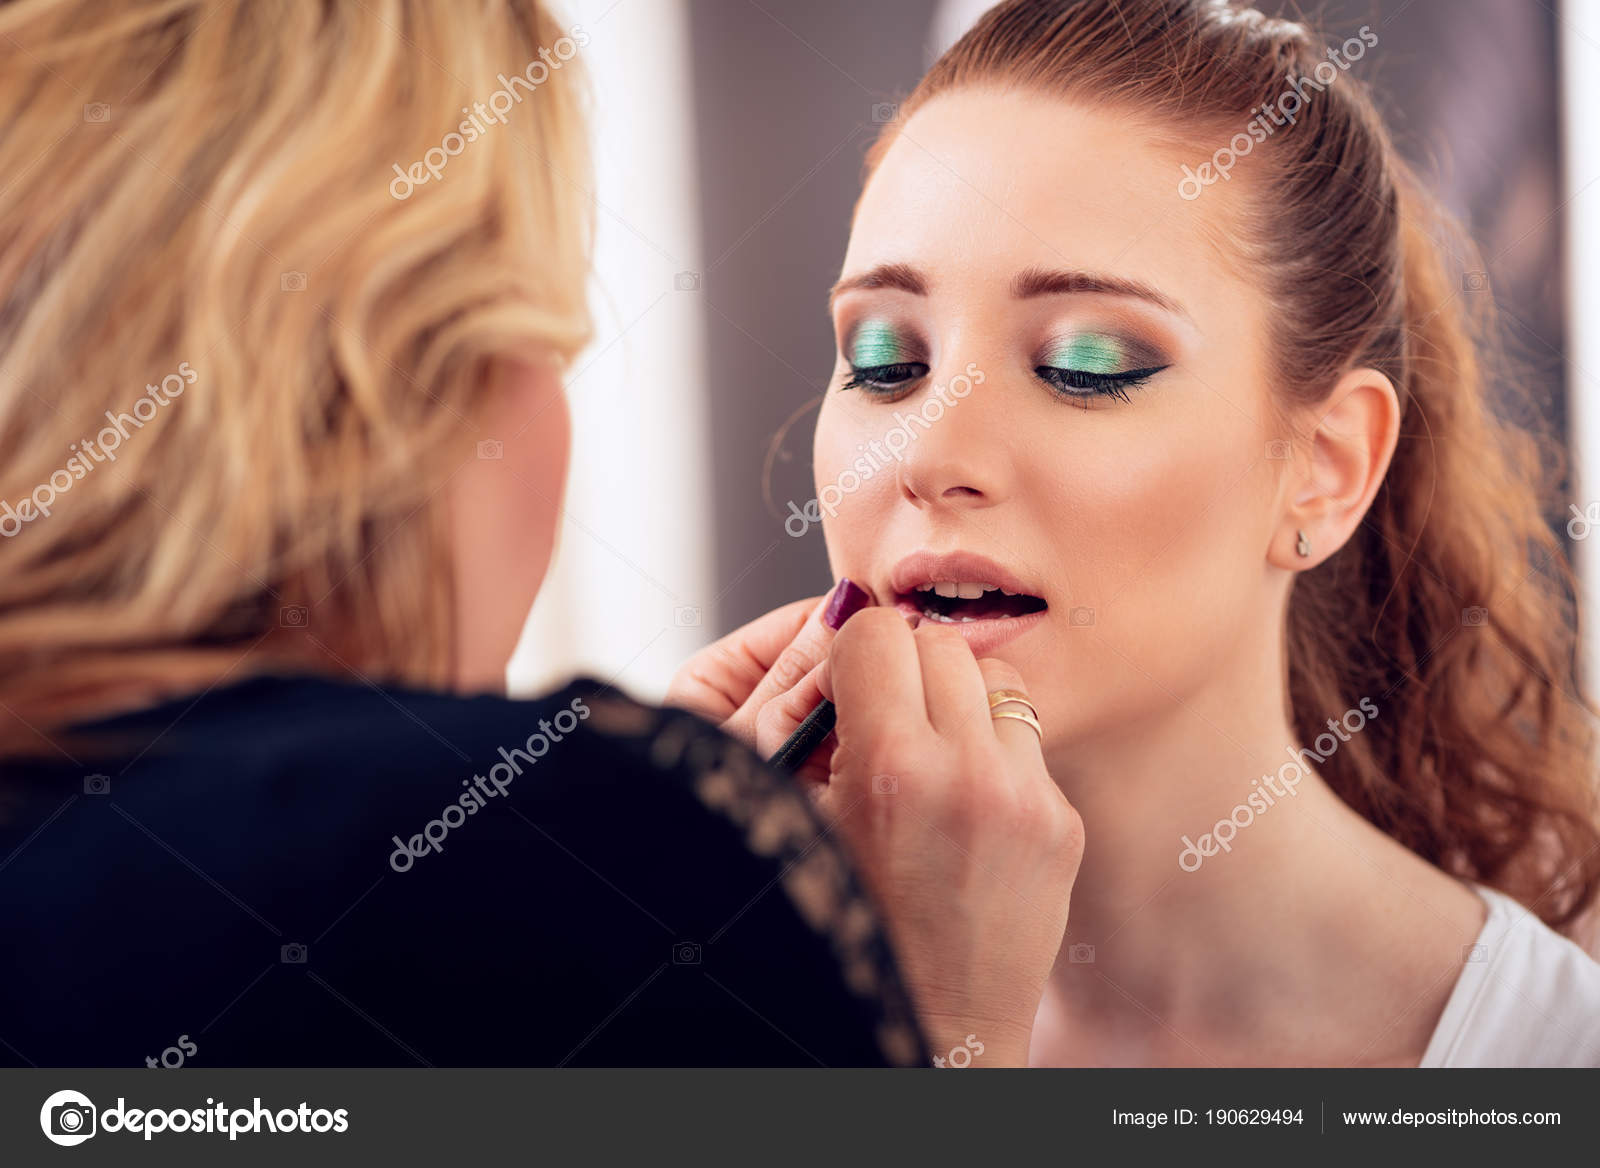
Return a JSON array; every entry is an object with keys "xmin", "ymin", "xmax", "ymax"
[{"xmin": 1269, "ymin": 367, "xmax": 1399, "ymax": 570}]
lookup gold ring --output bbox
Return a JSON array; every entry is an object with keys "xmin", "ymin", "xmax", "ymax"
[
  {"xmin": 987, "ymin": 689, "xmax": 1038, "ymax": 716},
  {"xmin": 989, "ymin": 707, "xmax": 1044, "ymax": 743}
]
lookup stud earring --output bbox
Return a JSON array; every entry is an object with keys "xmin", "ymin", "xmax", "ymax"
[{"xmin": 1296, "ymin": 530, "xmax": 1311, "ymax": 558}]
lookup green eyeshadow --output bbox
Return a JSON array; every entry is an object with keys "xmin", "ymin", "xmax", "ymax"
[
  {"xmin": 1044, "ymin": 333, "xmax": 1128, "ymax": 373},
  {"xmin": 850, "ymin": 319, "xmax": 909, "ymax": 366}
]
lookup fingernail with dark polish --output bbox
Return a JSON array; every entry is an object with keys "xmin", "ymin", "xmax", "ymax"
[{"xmin": 823, "ymin": 577, "xmax": 871, "ymax": 630}]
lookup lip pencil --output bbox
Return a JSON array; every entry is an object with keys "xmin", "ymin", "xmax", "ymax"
[
  {"xmin": 768, "ymin": 698, "xmax": 837, "ymax": 772},
  {"xmin": 765, "ymin": 578, "xmax": 871, "ymax": 772}
]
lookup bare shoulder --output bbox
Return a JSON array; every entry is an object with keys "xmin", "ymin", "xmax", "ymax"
[{"xmin": 1342, "ymin": 849, "xmax": 1491, "ymax": 1065}]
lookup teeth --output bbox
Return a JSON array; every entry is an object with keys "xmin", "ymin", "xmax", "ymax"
[
  {"xmin": 920, "ymin": 581, "xmax": 1002, "ymax": 598},
  {"xmin": 913, "ymin": 578, "xmax": 1026, "ymax": 622},
  {"xmin": 919, "ymin": 606, "xmax": 1014, "ymax": 623}
]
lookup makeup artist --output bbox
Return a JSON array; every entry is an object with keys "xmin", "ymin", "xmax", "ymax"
[{"xmin": 0, "ymin": 0, "xmax": 1080, "ymax": 1069}]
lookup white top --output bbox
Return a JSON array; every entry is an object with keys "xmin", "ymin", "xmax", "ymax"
[{"xmin": 1420, "ymin": 884, "xmax": 1600, "ymax": 1067}]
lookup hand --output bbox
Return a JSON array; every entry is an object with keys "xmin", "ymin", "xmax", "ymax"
[
  {"xmin": 665, "ymin": 580, "xmax": 870, "ymax": 785},
  {"xmin": 815, "ymin": 608, "xmax": 1084, "ymax": 1067}
]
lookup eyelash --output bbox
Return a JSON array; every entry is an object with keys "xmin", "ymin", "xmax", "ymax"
[
  {"xmin": 1034, "ymin": 364, "xmax": 1169, "ymax": 404},
  {"xmin": 839, "ymin": 363, "xmax": 929, "ymax": 397},
  {"xmin": 839, "ymin": 361, "xmax": 1169, "ymax": 403}
]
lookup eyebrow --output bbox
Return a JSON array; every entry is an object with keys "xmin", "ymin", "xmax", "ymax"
[
  {"xmin": 1011, "ymin": 266, "xmax": 1189, "ymax": 319},
  {"xmin": 828, "ymin": 261, "xmax": 1189, "ymax": 321},
  {"xmin": 828, "ymin": 262, "xmax": 927, "ymax": 309}
]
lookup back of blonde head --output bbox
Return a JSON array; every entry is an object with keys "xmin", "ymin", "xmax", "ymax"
[{"xmin": 0, "ymin": 0, "xmax": 593, "ymax": 755}]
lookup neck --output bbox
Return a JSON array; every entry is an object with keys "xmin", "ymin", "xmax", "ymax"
[{"xmin": 1032, "ymin": 625, "xmax": 1479, "ymax": 1063}]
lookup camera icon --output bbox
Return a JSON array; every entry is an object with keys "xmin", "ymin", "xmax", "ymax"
[
  {"xmin": 280, "ymin": 271, "xmax": 307, "ymax": 292},
  {"xmin": 281, "ymin": 943, "xmax": 308, "ymax": 964},
  {"xmin": 672, "ymin": 941, "xmax": 701, "ymax": 965},
  {"xmin": 673, "ymin": 270, "xmax": 701, "ymax": 292},
  {"xmin": 1069, "ymin": 606, "xmax": 1095, "ymax": 627},
  {"xmin": 279, "ymin": 605, "xmax": 308, "ymax": 627},
  {"xmin": 1461, "ymin": 271, "xmax": 1489, "ymax": 292},
  {"xmin": 83, "ymin": 773, "xmax": 111, "ymax": 795},
  {"xmin": 476, "ymin": 439, "xmax": 503, "ymax": 460},
  {"xmin": 1462, "ymin": 943, "xmax": 1488, "ymax": 964},
  {"xmin": 1068, "ymin": 943, "xmax": 1096, "ymax": 964},
  {"xmin": 871, "ymin": 102, "xmax": 898, "ymax": 123},
  {"xmin": 871, "ymin": 774, "xmax": 898, "ymax": 795},
  {"xmin": 44, "ymin": 1094, "xmax": 97, "ymax": 1146},
  {"xmin": 1462, "ymin": 606, "xmax": 1488, "ymax": 627},
  {"xmin": 83, "ymin": 103, "xmax": 111, "ymax": 123},
  {"xmin": 674, "ymin": 605, "xmax": 702, "ymax": 627},
  {"xmin": 1265, "ymin": 439, "xmax": 1291, "ymax": 460}
]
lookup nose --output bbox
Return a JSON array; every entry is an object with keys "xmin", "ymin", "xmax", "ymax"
[{"xmin": 893, "ymin": 365, "xmax": 1013, "ymax": 510}]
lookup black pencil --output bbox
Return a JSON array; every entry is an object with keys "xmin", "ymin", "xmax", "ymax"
[{"xmin": 767, "ymin": 698, "xmax": 837, "ymax": 772}]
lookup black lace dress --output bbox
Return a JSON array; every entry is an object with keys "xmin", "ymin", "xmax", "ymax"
[{"xmin": 0, "ymin": 675, "xmax": 926, "ymax": 1067}]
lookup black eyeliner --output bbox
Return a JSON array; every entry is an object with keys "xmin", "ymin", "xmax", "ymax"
[{"xmin": 1035, "ymin": 362, "xmax": 1170, "ymax": 401}]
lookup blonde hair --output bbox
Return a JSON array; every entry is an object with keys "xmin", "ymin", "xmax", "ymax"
[{"xmin": 0, "ymin": 0, "xmax": 593, "ymax": 755}]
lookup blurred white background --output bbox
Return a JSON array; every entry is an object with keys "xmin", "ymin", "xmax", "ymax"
[
  {"xmin": 510, "ymin": 0, "xmax": 714, "ymax": 699},
  {"xmin": 1562, "ymin": 0, "xmax": 1600, "ymax": 691}
]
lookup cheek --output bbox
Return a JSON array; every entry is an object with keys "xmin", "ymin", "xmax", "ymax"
[
  {"xmin": 452, "ymin": 369, "xmax": 571, "ymax": 623},
  {"xmin": 515, "ymin": 393, "xmax": 570, "ymax": 590},
  {"xmin": 813, "ymin": 397, "xmax": 902, "ymax": 566},
  {"xmin": 1053, "ymin": 417, "xmax": 1261, "ymax": 584},
  {"xmin": 1031, "ymin": 399, "xmax": 1276, "ymax": 704}
]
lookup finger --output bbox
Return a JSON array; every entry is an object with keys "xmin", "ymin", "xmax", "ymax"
[
  {"xmin": 754, "ymin": 660, "xmax": 831, "ymax": 765},
  {"xmin": 663, "ymin": 596, "xmax": 819, "ymax": 719},
  {"xmin": 805, "ymin": 770, "xmax": 840, "ymax": 824},
  {"xmin": 732, "ymin": 578, "xmax": 870, "ymax": 724},
  {"xmin": 975, "ymin": 658, "xmax": 1044, "ymax": 766},
  {"xmin": 830, "ymin": 607, "xmax": 927, "ymax": 756},
  {"xmin": 817, "ymin": 609, "xmax": 920, "ymax": 706},
  {"xmin": 912, "ymin": 623, "xmax": 989, "ymax": 734}
]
